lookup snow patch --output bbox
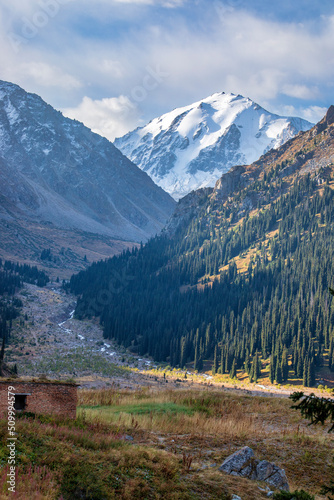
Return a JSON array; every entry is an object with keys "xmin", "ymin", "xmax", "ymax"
[{"xmin": 115, "ymin": 92, "xmax": 313, "ymax": 199}]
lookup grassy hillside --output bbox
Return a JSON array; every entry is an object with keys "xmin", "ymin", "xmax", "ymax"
[{"xmin": 1, "ymin": 387, "xmax": 332, "ymax": 499}]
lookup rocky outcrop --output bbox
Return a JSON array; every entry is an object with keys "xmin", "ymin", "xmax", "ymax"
[
  {"xmin": 219, "ymin": 446, "xmax": 289, "ymax": 491},
  {"xmin": 313, "ymin": 104, "xmax": 334, "ymax": 135},
  {"xmin": 325, "ymin": 105, "xmax": 334, "ymax": 127},
  {"xmin": 210, "ymin": 165, "xmax": 254, "ymax": 204},
  {"xmin": 164, "ymin": 187, "xmax": 212, "ymax": 236}
]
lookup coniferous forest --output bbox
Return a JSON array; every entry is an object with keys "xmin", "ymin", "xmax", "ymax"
[
  {"xmin": 69, "ymin": 149, "xmax": 334, "ymax": 388},
  {"xmin": 0, "ymin": 260, "xmax": 49, "ymax": 348}
]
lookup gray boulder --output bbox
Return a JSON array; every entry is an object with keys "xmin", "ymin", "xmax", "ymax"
[
  {"xmin": 219, "ymin": 447, "xmax": 289, "ymax": 492},
  {"xmin": 219, "ymin": 446, "xmax": 255, "ymax": 474},
  {"xmin": 256, "ymin": 460, "xmax": 274, "ymax": 481},
  {"xmin": 266, "ymin": 468, "xmax": 289, "ymax": 491}
]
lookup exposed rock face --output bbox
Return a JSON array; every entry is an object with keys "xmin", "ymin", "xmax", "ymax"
[
  {"xmin": 313, "ymin": 105, "xmax": 334, "ymax": 135},
  {"xmin": 164, "ymin": 187, "xmax": 212, "ymax": 236},
  {"xmin": 326, "ymin": 105, "xmax": 334, "ymax": 126},
  {"xmin": 211, "ymin": 165, "xmax": 250, "ymax": 203},
  {"xmin": 0, "ymin": 80, "xmax": 176, "ymax": 243},
  {"xmin": 219, "ymin": 446, "xmax": 289, "ymax": 492}
]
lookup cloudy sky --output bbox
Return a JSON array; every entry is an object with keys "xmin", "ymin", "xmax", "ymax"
[{"xmin": 0, "ymin": 0, "xmax": 333, "ymax": 140}]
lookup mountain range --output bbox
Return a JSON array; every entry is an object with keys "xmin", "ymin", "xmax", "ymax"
[
  {"xmin": 115, "ymin": 92, "xmax": 312, "ymax": 199},
  {"xmin": 71, "ymin": 105, "xmax": 334, "ymax": 388},
  {"xmin": 0, "ymin": 80, "xmax": 175, "ymax": 274}
]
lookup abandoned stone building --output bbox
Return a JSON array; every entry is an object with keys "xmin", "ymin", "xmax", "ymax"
[{"xmin": 0, "ymin": 379, "xmax": 78, "ymax": 419}]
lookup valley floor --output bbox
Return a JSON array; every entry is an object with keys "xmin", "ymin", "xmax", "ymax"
[
  {"xmin": 1, "ymin": 283, "xmax": 334, "ymax": 499},
  {"xmin": 0, "ymin": 385, "xmax": 333, "ymax": 499},
  {"xmin": 6, "ymin": 282, "xmax": 333, "ymax": 398},
  {"xmin": 78, "ymin": 386, "xmax": 334, "ymax": 499}
]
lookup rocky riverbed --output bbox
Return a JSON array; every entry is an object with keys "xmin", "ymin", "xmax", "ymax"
[
  {"xmin": 6, "ymin": 282, "xmax": 160, "ymax": 388},
  {"xmin": 5, "ymin": 281, "xmax": 331, "ymax": 399}
]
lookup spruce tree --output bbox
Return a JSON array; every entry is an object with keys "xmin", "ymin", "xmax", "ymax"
[
  {"xmin": 269, "ymin": 355, "xmax": 275, "ymax": 384},
  {"xmin": 290, "ymin": 391, "xmax": 334, "ymax": 498},
  {"xmin": 230, "ymin": 358, "xmax": 237, "ymax": 379},
  {"xmin": 244, "ymin": 356, "xmax": 250, "ymax": 375},
  {"xmin": 275, "ymin": 362, "xmax": 282, "ymax": 384},
  {"xmin": 303, "ymin": 358, "xmax": 308, "ymax": 386},
  {"xmin": 212, "ymin": 346, "xmax": 218, "ymax": 375},
  {"xmin": 281, "ymin": 348, "xmax": 289, "ymax": 382}
]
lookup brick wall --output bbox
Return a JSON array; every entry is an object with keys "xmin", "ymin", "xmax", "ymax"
[{"xmin": 0, "ymin": 380, "xmax": 78, "ymax": 419}]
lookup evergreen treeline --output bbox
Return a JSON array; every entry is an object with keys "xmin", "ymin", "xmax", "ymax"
[
  {"xmin": 69, "ymin": 171, "xmax": 334, "ymax": 387},
  {"xmin": 2, "ymin": 260, "xmax": 49, "ymax": 287},
  {"xmin": 0, "ymin": 259, "xmax": 49, "ymax": 349}
]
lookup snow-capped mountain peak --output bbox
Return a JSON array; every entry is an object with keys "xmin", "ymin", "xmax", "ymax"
[{"xmin": 115, "ymin": 92, "xmax": 313, "ymax": 199}]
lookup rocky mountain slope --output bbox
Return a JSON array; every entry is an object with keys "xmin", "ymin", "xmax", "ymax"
[
  {"xmin": 0, "ymin": 80, "xmax": 175, "ymax": 242},
  {"xmin": 209, "ymin": 104, "xmax": 334, "ymax": 207},
  {"xmin": 115, "ymin": 92, "xmax": 312, "ymax": 199},
  {"xmin": 0, "ymin": 81, "xmax": 176, "ymax": 273},
  {"xmin": 166, "ymin": 105, "xmax": 334, "ymax": 235}
]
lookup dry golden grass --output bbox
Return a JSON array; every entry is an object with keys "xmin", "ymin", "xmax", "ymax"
[{"xmin": 78, "ymin": 387, "xmax": 334, "ymax": 498}]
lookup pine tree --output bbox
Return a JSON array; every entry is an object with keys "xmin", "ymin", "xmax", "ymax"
[
  {"xmin": 251, "ymin": 353, "xmax": 261, "ymax": 383},
  {"xmin": 303, "ymin": 358, "xmax": 308, "ymax": 386},
  {"xmin": 256, "ymin": 353, "xmax": 262, "ymax": 381},
  {"xmin": 212, "ymin": 346, "xmax": 218, "ymax": 375},
  {"xmin": 66, "ymin": 174, "xmax": 334, "ymax": 387},
  {"xmin": 269, "ymin": 355, "xmax": 275, "ymax": 384},
  {"xmin": 225, "ymin": 348, "xmax": 230, "ymax": 374},
  {"xmin": 290, "ymin": 388, "xmax": 334, "ymax": 498},
  {"xmin": 244, "ymin": 356, "xmax": 250, "ymax": 375},
  {"xmin": 194, "ymin": 329, "xmax": 200, "ymax": 371},
  {"xmin": 230, "ymin": 358, "xmax": 236, "ymax": 379},
  {"xmin": 275, "ymin": 362, "xmax": 282, "ymax": 384},
  {"xmin": 307, "ymin": 360, "xmax": 315, "ymax": 387},
  {"xmin": 281, "ymin": 348, "xmax": 289, "ymax": 382}
]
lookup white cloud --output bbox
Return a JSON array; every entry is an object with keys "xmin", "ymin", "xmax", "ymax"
[
  {"xmin": 300, "ymin": 105, "xmax": 328, "ymax": 123},
  {"xmin": 134, "ymin": 9, "xmax": 334, "ymax": 113},
  {"xmin": 63, "ymin": 95, "xmax": 141, "ymax": 141},
  {"xmin": 282, "ymin": 84, "xmax": 318, "ymax": 100},
  {"xmin": 0, "ymin": 0, "xmax": 77, "ymax": 29},
  {"xmin": 1, "ymin": 61, "xmax": 82, "ymax": 95},
  {"xmin": 273, "ymin": 104, "xmax": 328, "ymax": 124},
  {"xmin": 110, "ymin": 0, "xmax": 185, "ymax": 5},
  {"xmin": 100, "ymin": 59, "xmax": 124, "ymax": 78},
  {"xmin": 0, "ymin": 1, "xmax": 333, "ymax": 131},
  {"xmin": 19, "ymin": 62, "xmax": 82, "ymax": 89},
  {"xmin": 224, "ymin": 69, "xmax": 285, "ymax": 101}
]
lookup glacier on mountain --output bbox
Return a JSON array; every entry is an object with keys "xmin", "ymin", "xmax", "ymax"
[{"xmin": 115, "ymin": 92, "xmax": 313, "ymax": 199}]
